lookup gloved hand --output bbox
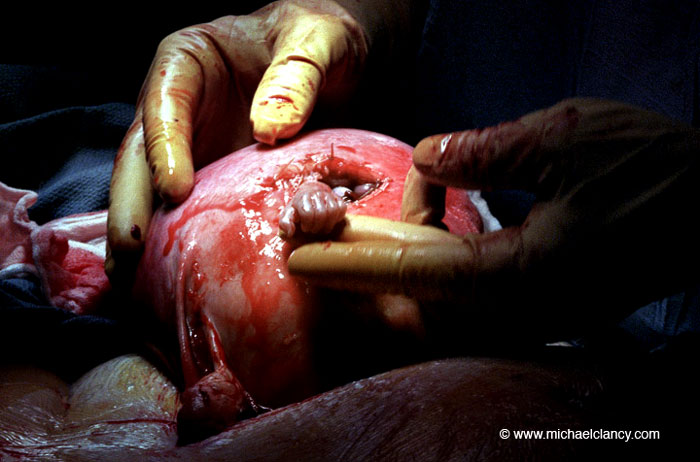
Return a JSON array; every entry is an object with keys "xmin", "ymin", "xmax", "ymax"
[
  {"xmin": 288, "ymin": 98, "xmax": 700, "ymax": 336},
  {"xmin": 105, "ymin": 0, "xmax": 372, "ymax": 281}
]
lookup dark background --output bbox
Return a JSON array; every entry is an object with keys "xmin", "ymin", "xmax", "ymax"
[{"xmin": 0, "ymin": 4, "xmax": 271, "ymax": 104}]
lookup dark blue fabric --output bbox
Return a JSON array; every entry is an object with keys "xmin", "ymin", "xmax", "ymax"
[
  {"xmin": 416, "ymin": 1, "xmax": 590, "ymax": 135},
  {"xmin": 0, "ymin": 276, "xmax": 145, "ymax": 381},
  {"xmin": 0, "ymin": 64, "xmax": 140, "ymax": 378},
  {"xmin": 416, "ymin": 0, "xmax": 700, "ymax": 227},
  {"xmin": 0, "ymin": 65, "xmax": 134, "ymax": 223},
  {"xmin": 415, "ymin": 0, "xmax": 700, "ymax": 351},
  {"xmin": 416, "ymin": 0, "xmax": 699, "ymax": 133}
]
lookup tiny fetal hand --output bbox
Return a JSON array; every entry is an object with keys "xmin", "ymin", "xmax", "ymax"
[
  {"xmin": 106, "ymin": 0, "xmax": 368, "ymax": 281},
  {"xmin": 279, "ymin": 181, "xmax": 348, "ymax": 238},
  {"xmin": 290, "ymin": 98, "xmax": 700, "ymax": 331}
]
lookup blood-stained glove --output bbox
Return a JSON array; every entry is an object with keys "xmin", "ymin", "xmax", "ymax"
[
  {"xmin": 288, "ymin": 98, "xmax": 700, "ymax": 336},
  {"xmin": 106, "ymin": 0, "xmax": 373, "ymax": 282}
]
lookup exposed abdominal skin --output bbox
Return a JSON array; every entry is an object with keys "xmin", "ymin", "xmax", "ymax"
[{"xmin": 132, "ymin": 129, "xmax": 482, "ymax": 439}]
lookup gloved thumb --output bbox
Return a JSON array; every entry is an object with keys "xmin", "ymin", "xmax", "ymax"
[
  {"xmin": 410, "ymin": 101, "xmax": 581, "ymax": 191},
  {"xmin": 250, "ymin": 4, "xmax": 367, "ymax": 144}
]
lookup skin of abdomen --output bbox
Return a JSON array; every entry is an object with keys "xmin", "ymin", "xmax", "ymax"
[{"xmin": 133, "ymin": 129, "xmax": 480, "ymax": 408}]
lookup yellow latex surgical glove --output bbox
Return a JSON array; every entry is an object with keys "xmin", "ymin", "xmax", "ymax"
[
  {"xmin": 106, "ymin": 0, "xmax": 376, "ymax": 281},
  {"xmin": 288, "ymin": 98, "xmax": 700, "ymax": 339}
]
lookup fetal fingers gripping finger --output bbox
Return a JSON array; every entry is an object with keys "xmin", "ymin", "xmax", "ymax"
[
  {"xmin": 331, "ymin": 196, "xmax": 348, "ymax": 230},
  {"xmin": 281, "ymin": 182, "xmax": 349, "ymax": 237},
  {"xmin": 316, "ymin": 190, "xmax": 348, "ymax": 234},
  {"xmin": 275, "ymin": 179, "xmax": 352, "ymax": 237},
  {"xmin": 316, "ymin": 194, "xmax": 335, "ymax": 234},
  {"xmin": 296, "ymin": 192, "xmax": 316, "ymax": 233},
  {"xmin": 319, "ymin": 193, "xmax": 342, "ymax": 234},
  {"xmin": 321, "ymin": 196, "xmax": 342, "ymax": 234},
  {"xmin": 308, "ymin": 192, "xmax": 327, "ymax": 234}
]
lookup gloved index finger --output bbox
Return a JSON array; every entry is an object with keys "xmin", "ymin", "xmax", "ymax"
[
  {"xmin": 288, "ymin": 215, "xmax": 468, "ymax": 299},
  {"xmin": 288, "ymin": 225, "xmax": 526, "ymax": 304},
  {"xmin": 335, "ymin": 215, "xmax": 462, "ymax": 245},
  {"xmin": 142, "ymin": 36, "xmax": 205, "ymax": 204},
  {"xmin": 412, "ymin": 102, "xmax": 580, "ymax": 192}
]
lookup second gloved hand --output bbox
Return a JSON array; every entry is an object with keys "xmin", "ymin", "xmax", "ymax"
[{"xmin": 288, "ymin": 98, "xmax": 700, "ymax": 336}]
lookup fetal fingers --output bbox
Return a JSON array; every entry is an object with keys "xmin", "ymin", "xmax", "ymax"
[{"xmin": 279, "ymin": 181, "xmax": 347, "ymax": 238}]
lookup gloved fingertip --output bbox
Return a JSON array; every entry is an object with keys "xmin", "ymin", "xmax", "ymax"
[
  {"xmin": 253, "ymin": 125, "xmax": 279, "ymax": 146},
  {"xmin": 151, "ymin": 161, "xmax": 194, "ymax": 203},
  {"xmin": 251, "ymin": 60, "xmax": 321, "ymax": 145},
  {"xmin": 412, "ymin": 134, "xmax": 450, "ymax": 171},
  {"xmin": 251, "ymin": 116, "xmax": 303, "ymax": 145},
  {"xmin": 159, "ymin": 176, "xmax": 194, "ymax": 204},
  {"xmin": 104, "ymin": 254, "xmax": 115, "ymax": 278},
  {"xmin": 103, "ymin": 234, "xmax": 144, "ymax": 286},
  {"xmin": 251, "ymin": 95, "xmax": 310, "ymax": 145},
  {"xmin": 107, "ymin": 223, "xmax": 145, "ymax": 255}
]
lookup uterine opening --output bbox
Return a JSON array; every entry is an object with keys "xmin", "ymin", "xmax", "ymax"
[
  {"xmin": 321, "ymin": 176, "xmax": 381, "ymax": 202},
  {"xmin": 273, "ymin": 146, "xmax": 386, "ymax": 203},
  {"xmin": 305, "ymin": 149, "xmax": 384, "ymax": 202}
]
